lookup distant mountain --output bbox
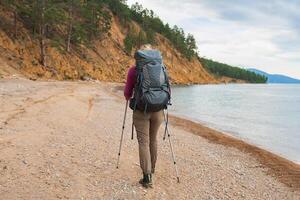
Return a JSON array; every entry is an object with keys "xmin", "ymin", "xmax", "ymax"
[{"xmin": 248, "ymin": 69, "xmax": 300, "ymax": 84}]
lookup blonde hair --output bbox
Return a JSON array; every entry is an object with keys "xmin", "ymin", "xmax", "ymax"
[{"xmin": 139, "ymin": 44, "xmax": 152, "ymax": 50}]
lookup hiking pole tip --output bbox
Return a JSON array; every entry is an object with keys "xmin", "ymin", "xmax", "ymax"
[{"xmin": 116, "ymin": 100, "xmax": 128, "ymax": 170}]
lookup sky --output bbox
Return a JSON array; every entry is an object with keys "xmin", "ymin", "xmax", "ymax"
[{"xmin": 126, "ymin": 0, "xmax": 300, "ymax": 79}]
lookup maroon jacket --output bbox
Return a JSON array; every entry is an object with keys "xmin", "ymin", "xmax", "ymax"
[{"xmin": 124, "ymin": 66, "xmax": 136, "ymax": 100}]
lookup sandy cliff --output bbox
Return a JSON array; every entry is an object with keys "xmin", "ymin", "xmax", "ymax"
[{"xmin": 0, "ymin": 7, "xmax": 216, "ymax": 84}]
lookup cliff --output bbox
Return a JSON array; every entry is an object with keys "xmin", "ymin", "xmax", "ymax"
[{"xmin": 0, "ymin": 6, "xmax": 217, "ymax": 84}]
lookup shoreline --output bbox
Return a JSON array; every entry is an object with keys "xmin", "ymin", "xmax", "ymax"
[
  {"xmin": 169, "ymin": 114, "xmax": 300, "ymax": 191},
  {"xmin": 169, "ymin": 112, "xmax": 300, "ymax": 164},
  {"xmin": 1, "ymin": 79, "xmax": 299, "ymax": 199},
  {"xmin": 111, "ymin": 83, "xmax": 300, "ymax": 191}
]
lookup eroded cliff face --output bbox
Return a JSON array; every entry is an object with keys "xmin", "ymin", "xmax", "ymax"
[{"xmin": 0, "ymin": 8, "xmax": 217, "ymax": 84}]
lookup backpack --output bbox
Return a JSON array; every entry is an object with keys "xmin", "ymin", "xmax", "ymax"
[{"xmin": 130, "ymin": 49, "xmax": 171, "ymax": 113}]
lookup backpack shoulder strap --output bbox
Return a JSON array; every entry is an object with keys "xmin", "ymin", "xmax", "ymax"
[
  {"xmin": 162, "ymin": 64, "xmax": 172, "ymax": 105},
  {"xmin": 162, "ymin": 64, "xmax": 170, "ymax": 89}
]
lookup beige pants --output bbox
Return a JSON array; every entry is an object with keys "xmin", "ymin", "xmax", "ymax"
[{"xmin": 133, "ymin": 110, "xmax": 164, "ymax": 174}]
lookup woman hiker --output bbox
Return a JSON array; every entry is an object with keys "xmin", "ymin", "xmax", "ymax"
[{"xmin": 124, "ymin": 44, "xmax": 171, "ymax": 188}]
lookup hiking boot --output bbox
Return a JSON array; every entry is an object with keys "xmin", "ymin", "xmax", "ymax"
[{"xmin": 139, "ymin": 174, "xmax": 153, "ymax": 188}]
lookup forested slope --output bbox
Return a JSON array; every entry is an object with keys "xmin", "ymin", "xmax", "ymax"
[
  {"xmin": 0, "ymin": 0, "xmax": 216, "ymax": 84},
  {"xmin": 200, "ymin": 57, "xmax": 267, "ymax": 83}
]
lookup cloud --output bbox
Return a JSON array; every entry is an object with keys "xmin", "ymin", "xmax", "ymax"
[{"xmin": 127, "ymin": 0, "xmax": 300, "ymax": 78}]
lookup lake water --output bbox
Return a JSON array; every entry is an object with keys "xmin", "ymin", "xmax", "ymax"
[{"xmin": 169, "ymin": 84, "xmax": 300, "ymax": 163}]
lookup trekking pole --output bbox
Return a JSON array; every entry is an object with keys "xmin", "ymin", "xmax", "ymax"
[
  {"xmin": 163, "ymin": 109, "xmax": 168, "ymax": 140},
  {"xmin": 116, "ymin": 100, "xmax": 129, "ymax": 169},
  {"xmin": 131, "ymin": 122, "xmax": 134, "ymax": 140},
  {"xmin": 163, "ymin": 110, "xmax": 180, "ymax": 183}
]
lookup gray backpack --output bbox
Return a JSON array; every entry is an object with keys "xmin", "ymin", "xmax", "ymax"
[{"xmin": 130, "ymin": 49, "xmax": 171, "ymax": 113}]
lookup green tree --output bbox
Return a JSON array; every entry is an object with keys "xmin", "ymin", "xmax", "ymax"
[
  {"xmin": 17, "ymin": 0, "xmax": 66, "ymax": 66},
  {"xmin": 124, "ymin": 31, "xmax": 135, "ymax": 54},
  {"xmin": 137, "ymin": 30, "xmax": 147, "ymax": 47},
  {"xmin": 185, "ymin": 34, "xmax": 197, "ymax": 60},
  {"xmin": 65, "ymin": 0, "xmax": 81, "ymax": 52},
  {"xmin": 1, "ymin": 0, "xmax": 20, "ymax": 38},
  {"xmin": 65, "ymin": 0, "xmax": 111, "ymax": 46},
  {"xmin": 106, "ymin": 0, "xmax": 130, "ymax": 25}
]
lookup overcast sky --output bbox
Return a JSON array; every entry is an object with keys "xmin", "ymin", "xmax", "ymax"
[{"xmin": 127, "ymin": 0, "xmax": 300, "ymax": 79}]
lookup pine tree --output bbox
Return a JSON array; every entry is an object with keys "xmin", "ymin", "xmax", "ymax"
[
  {"xmin": 19, "ymin": 0, "xmax": 66, "ymax": 66},
  {"xmin": 124, "ymin": 31, "xmax": 135, "ymax": 54},
  {"xmin": 186, "ymin": 34, "xmax": 197, "ymax": 60},
  {"xmin": 81, "ymin": 0, "xmax": 111, "ymax": 41},
  {"xmin": 137, "ymin": 30, "xmax": 147, "ymax": 47},
  {"xmin": 2, "ymin": 0, "xmax": 20, "ymax": 38},
  {"xmin": 38, "ymin": 0, "xmax": 47, "ymax": 66},
  {"xmin": 66, "ymin": 0, "xmax": 78, "ymax": 52}
]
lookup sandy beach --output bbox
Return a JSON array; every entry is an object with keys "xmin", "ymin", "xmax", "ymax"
[{"xmin": 0, "ymin": 79, "xmax": 299, "ymax": 199}]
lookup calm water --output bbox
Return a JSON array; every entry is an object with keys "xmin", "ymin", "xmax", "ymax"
[{"xmin": 169, "ymin": 84, "xmax": 300, "ymax": 163}]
